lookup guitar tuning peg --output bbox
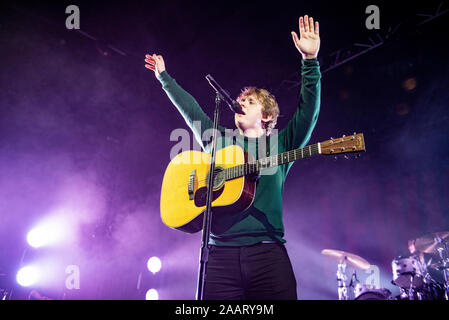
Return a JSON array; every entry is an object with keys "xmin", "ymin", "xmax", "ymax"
[
  {"xmin": 353, "ymin": 132, "xmax": 357, "ymax": 135},
  {"xmin": 342, "ymin": 135, "xmax": 346, "ymax": 137},
  {"xmin": 333, "ymin": 156, "xmax": 338, "ymax": 161},
  {"xmin": 355, "ymin": 154, "xmax": 361, "ymax": 159},
  {"xmin": 344, "ymin": 155, "xmax": 349, "ymax": 160},
  {"xmin": 330, "ymin": 137, "xmax": 334, "ymax": 140}
]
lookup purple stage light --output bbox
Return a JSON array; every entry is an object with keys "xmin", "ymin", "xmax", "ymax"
[
  {"xmin": 27, "ymin": 227, "xmax": 50, "ymax": 248},
  {"xmin": 145, "ymin": 288, "xmax": 159, "ymax": 300},
  {"xmin": 26, "ymin": 214, "xmax": 74, "ymax": 248},
  {"xmin": 16, "ymin": 266, "xmax": 40, "ymax": 287},
  {"xmin": 147, "ymin": 257, "xmax": 162, "ymax": 274}
]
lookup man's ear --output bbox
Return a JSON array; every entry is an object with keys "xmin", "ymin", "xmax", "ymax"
[
  {"xmin": 261, "ymin": 114, "xmax": 273, "ymax": 129},
  {"xmin": 262, "ymin": 114, "xmax": 273, "ymax": 123}
]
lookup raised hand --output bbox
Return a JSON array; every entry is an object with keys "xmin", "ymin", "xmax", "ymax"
[
  {"xmin": 145, "ymin": 53, "xmax": 166, "ymax": 76},
  {"xmin": 291, "ymin": 15, "xmax": 320, "ymax": 60}
]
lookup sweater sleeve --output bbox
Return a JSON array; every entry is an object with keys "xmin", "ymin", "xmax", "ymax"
[
  {"xmin": 157, "ymin": 71, "xmax": 224, "ymax": 152},
  {"xmin": 280, "ymin": 59, "xmax": 321, "ymax": 152}
]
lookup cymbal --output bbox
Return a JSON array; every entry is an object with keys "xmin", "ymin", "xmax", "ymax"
[
  {"xmin": 321, "ymin": 249, "xmax": 371, "ymax": 270},
  {"xmin": 414, "ymin": 231, "xmax": 449, "ymax": 254}
]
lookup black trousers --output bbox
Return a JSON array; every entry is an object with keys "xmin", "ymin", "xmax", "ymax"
[{"xmin": 203, "ymin": 242, "xmax": 297, "ymax": 300}]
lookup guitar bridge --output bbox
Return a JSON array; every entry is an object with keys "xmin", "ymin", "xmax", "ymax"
[{"xmin": 188, "ymin": 169, "xmax": 197, "ymax": 200}]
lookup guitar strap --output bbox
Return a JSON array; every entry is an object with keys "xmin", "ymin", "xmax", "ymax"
[{"xmin": 266, "ymin": 135, "xmax": 271, "ymax": 157}]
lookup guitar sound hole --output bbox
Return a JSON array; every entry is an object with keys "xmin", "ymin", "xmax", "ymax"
[
  {"xmin": 205, "ymin": 167, "xmax": 225, "ymax": 190},
  {"xmin": 194, "ymin": 186, "xmax": 224, "ymax": 207}
]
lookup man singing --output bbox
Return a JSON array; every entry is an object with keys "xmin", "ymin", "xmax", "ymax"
[{"xmin": 145, "ymin": 15, "xmax": 321, "ymax": 300}]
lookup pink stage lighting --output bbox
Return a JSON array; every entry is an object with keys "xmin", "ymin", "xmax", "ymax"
[{"xmin": 26, "ymin": 215, "xmax": 72, "ymax": 248}]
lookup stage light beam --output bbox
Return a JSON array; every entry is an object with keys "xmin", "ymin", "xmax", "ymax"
[
  {"xmin": 27, "ymin": 228, "xmax": 49, "ymax": 248},
  {"xmin": 16, "ymin": 266, "xmax": 40, "ymax": 287},
  {"xmin": 147, "ymin": 257, "xmax": 162, "ymax": 274},
  {"xmin": 26, "ymin": 215, "xmax": 73, "ymax": 248},
  {"xmin": 145, "ymin": 288, "xmax": 159, "ymax": 300}
]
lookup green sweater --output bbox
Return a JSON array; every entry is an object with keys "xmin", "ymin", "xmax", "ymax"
[{"xmin": 157, "ymin": 59, "xmax": 321, "ymax": 246}]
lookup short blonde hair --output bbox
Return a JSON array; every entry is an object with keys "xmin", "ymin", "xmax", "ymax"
[{"xmin": 237, "ymin": 87, "xmax": 280, "ymax": 136}]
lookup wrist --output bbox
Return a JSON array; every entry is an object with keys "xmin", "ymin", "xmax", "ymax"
[
  {"xmin": 303, "ymin": 54, "xmax": 317, "ymax": 60},
  {"xmin": 156, "ymin": 70, "xmax": 169, "ymax": 81}
]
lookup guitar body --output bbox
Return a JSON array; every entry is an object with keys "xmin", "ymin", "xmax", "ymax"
[
  {"xmin": 160, "ymin": 133, "xmax": 365, "ymax": 233},
  {"xmin": 160, "ymin": 145, "xmax": 257, "ymax": 233}
]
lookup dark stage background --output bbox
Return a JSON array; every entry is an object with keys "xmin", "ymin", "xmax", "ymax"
[{"xmin": 0, "ymin": 0, "xmax": 448, "ymax": 300}]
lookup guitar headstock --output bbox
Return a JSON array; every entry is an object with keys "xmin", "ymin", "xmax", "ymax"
[{"xmin": 320, "ymin": 133, "xmax": 365, "ymax": 155}]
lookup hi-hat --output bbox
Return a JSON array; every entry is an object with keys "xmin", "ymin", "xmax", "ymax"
[
  {"xmin": 414, "ymin": 231, "xmax": 449, "ymax": 254},
  {"xmin": 321, "ymin": 249, "xmax": 371, "ymax": 270}
]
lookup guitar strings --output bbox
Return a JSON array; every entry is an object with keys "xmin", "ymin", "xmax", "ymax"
[
  {"xmin": 170, "ymin": 139, "xmax": 360, "ymax": 190},
  {"xmin": 182, "ymin": 144, "xmax": 320, "ymax": 186}
]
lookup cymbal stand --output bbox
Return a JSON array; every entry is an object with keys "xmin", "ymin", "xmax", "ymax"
[
  {"xmin": 336, "ymin": 257, "xmax": 349, "ymax": 300},
  {"xmin": 349, "ymin": 269, "xmax": 360, "ymax": 297},
  {"xmin": 435, "ymin": 235, "xmax": 449, "ymax": 300},
  {"xmin": 408, "ymin": 275, "xmax": 419, "ymax": 300}
]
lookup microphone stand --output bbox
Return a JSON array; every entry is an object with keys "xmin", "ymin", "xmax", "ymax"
[{"xmin": 196, "ymin": 92, "xmax": 221, "ymax": 300}]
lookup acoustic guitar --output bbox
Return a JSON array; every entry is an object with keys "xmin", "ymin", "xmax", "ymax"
[{"xmin": 160, "ymin": 133, "xmax": 365, "ymax": 233}]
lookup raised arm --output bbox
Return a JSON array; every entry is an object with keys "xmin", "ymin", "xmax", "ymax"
[
  {"xmin": 281, "ymin": 15, "xmax": 321, "ymax": 152},
  {"xmin": 145, "ymin": 53, "xmax": 166, "ymax": 76},
  {"xmin": 145, "ymin": 53, "xmax": 219, "ymax": 151},
  {"xmin": 291, "ymin": 15, "xmax": 320, "ymax": 60}
]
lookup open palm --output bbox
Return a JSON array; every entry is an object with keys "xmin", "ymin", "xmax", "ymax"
[{"xmin": 291, "ymin": 15, "xmax": 320, "ymax": 60}]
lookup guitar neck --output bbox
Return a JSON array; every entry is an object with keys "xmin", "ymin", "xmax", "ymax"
[{"xmin": 225, "ymin": 143, "xmax": 321, "ymax": 180}]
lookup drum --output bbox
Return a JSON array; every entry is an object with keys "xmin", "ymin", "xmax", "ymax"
[
  {"xmin": 420, "ymin": 281, "xmax": 445, "ymax": 300},
  {"xmin": 392, "ymin": 256, "xmax": 425, "ymax": 288},
  {"xmin": 396, "ymin": 281, "xmax": 445, "ymax": 300},
  {"xmin": 354, "ymin": 284, "xmax": 393, "ymax": 300}
]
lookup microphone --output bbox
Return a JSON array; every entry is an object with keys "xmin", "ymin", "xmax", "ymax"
[{"xmin": 205, "ymin": 74, "xmax": 245, "ymax": 114}]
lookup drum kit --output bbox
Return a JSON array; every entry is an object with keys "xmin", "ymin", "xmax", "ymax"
[{"xmin": 322, "ymin": 231, "xmax": 449, "ymax": 300}]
